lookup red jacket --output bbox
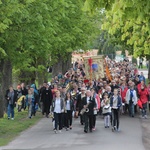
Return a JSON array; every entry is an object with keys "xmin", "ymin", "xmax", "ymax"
[
  {"xmin": 138, "ymin": 88, "xmax": 149, "ymax": 104},
  {"xmin": 120, "ymin": 86, "xmax": 128, "ymax": 103},
  {"xmin": 95, "ymin": 94, "xmax": 101, "ymax": 109},
  {"xmin": 147, "ymin": 85, "xmax": 150, "ymax": 96}
]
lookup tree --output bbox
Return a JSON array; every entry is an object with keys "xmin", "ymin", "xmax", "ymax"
[
  {"xmin": 0, "ymin": 0, "xmax": 23, "ymax": 118},
  {"xmin": 49, "ymin": 0, "xmax": 100, "ymax": 77},
  {"xmin": 0, "ymin": 0, "xmax": 100, "ymax": 117},
  {"xmin": 83, "ymin": 0, "xmax": 150, "ymax": 79}
]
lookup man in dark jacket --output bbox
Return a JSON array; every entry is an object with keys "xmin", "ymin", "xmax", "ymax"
[
  {"xmin": 76, "ymin": 87, "xmax": 86, "ymax": 125},
  {"xmin": 5, "ymin": 85, "xmax": 18, "ymax": 120},
  {"xmin": 82, "ymin": 90, "xmax": 96, "ymax": 133},
  {"xmin": 39, "ymin": 82, "xmax": 47, "ymax": 114},
  {"xmin": 41, "ymin": 84, "xmax": 53, "ymax": 117}
]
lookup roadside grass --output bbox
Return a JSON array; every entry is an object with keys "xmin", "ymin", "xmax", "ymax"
[
  {"xmin": 146, "ymin": 78, "xmax": 149, "ymax": 85},
  {"xmin": 0, "ymin": 109, "xmax": 42, "ymax": 146}
]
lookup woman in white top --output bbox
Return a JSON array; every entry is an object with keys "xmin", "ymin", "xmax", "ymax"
[
  {"xmin": 52, "ymin": 90, "xmax": 64, "ymax": 133},
  {"xmin": 64, "ymin": 92, "xmax": 74, "ymax": 130}
]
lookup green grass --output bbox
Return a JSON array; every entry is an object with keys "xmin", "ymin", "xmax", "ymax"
[
  {"xmin": 146, "ymin": 78, "xmax": 149, "ymax": 85},
  {"xmin": 0, "ymin": 109, "xmax": 42, "ymax": 146}
]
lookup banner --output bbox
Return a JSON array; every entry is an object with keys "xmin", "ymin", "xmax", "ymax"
[{"xmin": 83, "ymin": 55, "xmax": 104, "ymax": 80}]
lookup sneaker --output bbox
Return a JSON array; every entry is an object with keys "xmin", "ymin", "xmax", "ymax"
[
  {"xmin": 112, "ymin": 127, "xmax": 114, "ymax": 132},
  {"xmin": 92, "ymin": 127, "xmax": 96, "ymax": 131},
  {"xmin": 54, "ymin": 129, "xmax": 57, "ymax": 134},
  {"xmin": 69, "ymin": 126, "xmax": 72, "ymax": 130},
  {"xmin": 11, "ymin": 118, "xmax": 14, "ymax": 120},
  {"xmin": 8, "ymin": 117, "xmax": 10, "ymax": 120},
  {"xmin": 66, "ymin": 128, "xmax": 69, "ymax": 131},
  {"xmin": 84, "ymin": 130, "xmax": 88, "ymax": 133},
  {"xmin": 117, "ymin": 128, "xmax": 120, "ymax": 132},
  {"xmin": 112, "ymin": 126, "xmax": 116, "ymax": 132},
  {"xmin": 144, "ymin": 115, "xmax": 148, "ymax": 119},
  {"xmin": 59, "ymin": 130, "xmax": 62, "ymax": 133}
]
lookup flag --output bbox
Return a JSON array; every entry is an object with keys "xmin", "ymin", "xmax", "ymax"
[
  {"xmin": 105, "ymin": 59, "xmax": 112, "ymax": 81},
  {"xmin": 88, "ymin": 58, "xmax": 93, "ymax": 83}
]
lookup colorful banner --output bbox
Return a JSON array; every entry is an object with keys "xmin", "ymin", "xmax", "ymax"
[{"xmin": 83, "ymin": 55, "xmax": 104, "ymax": 80}]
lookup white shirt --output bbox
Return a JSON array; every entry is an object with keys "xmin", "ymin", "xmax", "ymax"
[
  {"xmin": 54, "ymin": 98, "xmax": 61, "ymax": 113},
  {"xmin": 66, "ymin": 100, "xmax": 70, "ymax": 110},
  {"xmin": 86, "ymin": 97, "xmax": 90, "ymax": 103},
  {"xmin": 112, "ymin": 96, "xmax": 118, "ymax": 109}
]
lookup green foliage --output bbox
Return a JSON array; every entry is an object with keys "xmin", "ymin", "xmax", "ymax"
[
  {"xmin": 0, "ymin": 0, "xmax": 100, "ymax": 83},
  {"xmin": 83, "ymin": 0, "xmax": 150, "ymax": 59}
]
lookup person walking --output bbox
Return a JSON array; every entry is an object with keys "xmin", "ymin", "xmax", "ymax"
[
  {"xmin": 26, "ymin": 89, "xmax": 35, "ymax": 118},
  {"xmin": 64, "ymin": 92, "xmax": 74, "ymax": 130},
  {"xmin": 82, "ymin": 90, "xmax": 96, "ymax": 133},
  {"xmin": 138, "ymin": 83, "xmax": 149, "ymax": 119},
  {"xmin": 5, "ymin": 85, "xmax": 17, "ymax": 120},
  {"xmin": 52, "ymin": 90, "xmax": 64, "ymax": 133},
  {"xmin": 91, "ymin": 88, "xmax": 100, "ymax": 131},
  {"xmin": 125, "ymin": 85, "xmax": 138, "ymax": 117},
  {"xmin": 41, "ymin": 84, "xmax": 53, "ymax": 118},
  {"xmin": 76, "ymin": 87, "xmax": 86, "ymax": 125},
  {"xmin": 101, "ymin": 92, "xmax": 111, "ymax": 128},
  {"xmin": 110, "ymin": 89, "xmax": 122, "ymax": 132}
]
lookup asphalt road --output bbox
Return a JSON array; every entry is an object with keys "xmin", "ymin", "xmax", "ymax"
[{"xmin": 0, "ymin": 115, "xmax": 146, "ymax": 150}]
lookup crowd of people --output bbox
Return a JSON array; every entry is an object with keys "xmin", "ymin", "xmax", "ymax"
[{"xmin": 5, "ymin": 56, "xmax": 150, "ymax": 133}]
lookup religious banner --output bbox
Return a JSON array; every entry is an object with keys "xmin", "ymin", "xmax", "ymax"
[{"xmin": 83, "ymin": 55, "xmax": 104, "ymax": 80}]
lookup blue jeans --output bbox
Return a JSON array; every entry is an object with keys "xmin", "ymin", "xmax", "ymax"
[
  {"xmin": 7, "ymin": 104, "xmax": 14, "ymax": 118},
  {"xmin": 129, "ymin": 102, "xmax": 134, "ymax": 117}
]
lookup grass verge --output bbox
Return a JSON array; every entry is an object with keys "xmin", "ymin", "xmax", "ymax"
[{"xmin": 0, "ymin": 109, "xmax": 42, "ymax": 146}]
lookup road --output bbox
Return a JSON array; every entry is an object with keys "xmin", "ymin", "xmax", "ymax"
[{"xmin": 0, "ymin": 115, "xmax": 146, "ymax": 150}]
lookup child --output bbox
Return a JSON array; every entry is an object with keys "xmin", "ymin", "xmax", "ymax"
[
  {"xmin": 26, "ymin": 89, "xmax": 35, "ymax": 118},
  {"xmin": 101, "ymin": 92, "xmax": 111, "ymax": 128}
]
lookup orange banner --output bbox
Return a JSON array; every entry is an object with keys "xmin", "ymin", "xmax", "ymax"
[{"xmin": 105, "ymin": 59, "xmax": 112, "ymax": 81}]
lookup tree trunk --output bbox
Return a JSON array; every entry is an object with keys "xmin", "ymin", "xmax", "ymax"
[
  {"xmin": 62, "ymin": 52, "xmax": 72, "ymax": 74},
  {"xmin": 148, "ymin": 60, "xmax": 150, "ymax": 80},
  {"xmin": 0, "ymin": 59, "xmax": 12, "ymax": 118},
  {"xmin": 37, "ymin": 71, "xmax": 48, "ymax": 86},
  {"xmin": 52, "ymin": 53, "xmax": 72, "ymax": 77},
  {"xmin": 0, "ymin": 60, "xmax": 4, "ymax": 118},
  {"xmin": 19, "ymin": 70, "xmax": 36, "ymax": 85},
  {"xmin": 52, "ymin": 56, "xmax": 63, "ymax": 77},
  {"xmin": 36, "ymin": 57, "xmax": 48, "ymax": 86}
]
